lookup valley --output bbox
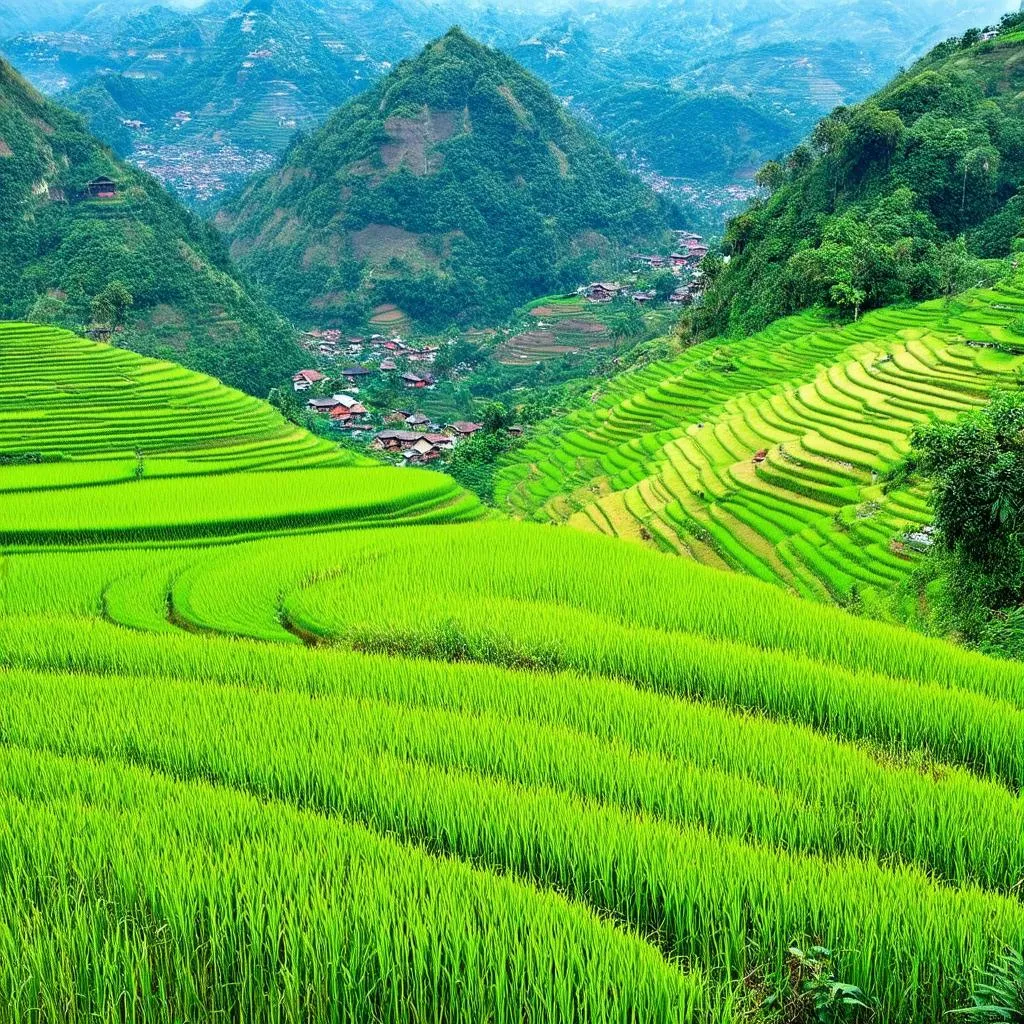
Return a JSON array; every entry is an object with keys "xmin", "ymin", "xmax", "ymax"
[{"xmin": 1, "ymin": 2, "xmax": 1024, "ymax": 1021}]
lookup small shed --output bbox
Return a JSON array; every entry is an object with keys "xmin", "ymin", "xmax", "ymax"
[{"xmin": 85, "ymin": 176, "xmax": 119, "ymax": 199}]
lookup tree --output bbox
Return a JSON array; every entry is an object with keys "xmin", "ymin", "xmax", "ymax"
[
  {"xmin": 649, "ymin": 269, "xmax": 678, "ymax": 302},
  {"xmin": 480, "ymin": 400, "xmax": 508, "ymax": 433},
  {"xmin": 937, "ymin": 236, "xmax": 983, "ymax": 298},
  {"xmin": 755, "ymin": 160, "xmax": 786, "ymax": 195},
  {"xmin": 91, "ymin": 280, "xmax": 133, "ymax": 328},
  {"xmin": 905, "ymin": 391, "xmax": 1024, "ymax": 643},
  {"xmin": 829, "ymin": 282, "xmax": 867, "ymax": 321}
]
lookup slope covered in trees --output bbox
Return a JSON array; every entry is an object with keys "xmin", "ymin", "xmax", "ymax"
[
  {"xmin": 0, "ymin": 56, "xmax": 297, "ymax": 395},
  {"xmin": 216, "ymin": 28, "xmax": 678, "ymax": 331},
  {"xmin": 697, "ymin": 12, "xmax": 1024, "ymax": 339}
]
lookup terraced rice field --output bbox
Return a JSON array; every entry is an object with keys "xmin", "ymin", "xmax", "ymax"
[
  {"xmin": 495, "ymin": 297, "xmax": 613, "ymax": 363},
  {"xmin": 2, "ymin": 319, "xmax": 1023, "ymax": 1022},
  {"xmin": 496, "ymin": 281, "xmax": 1024, "ymax": 606}
]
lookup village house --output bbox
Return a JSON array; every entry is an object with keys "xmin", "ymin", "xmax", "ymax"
[
  {"xmin": 584, "ymin": 282, "xmax": 624, "ymax": 303},
  {"xmin": 308, "ymin": 397, "xmax": 341, "ymax": 414},
  {"xmin": 632, "ymin": 254, "xmax": 669, "ymax": 269},
  {"xmin": 633, "ymin": 290, "xmax": 657, "ymax": 305},
  {"xmin": 85, "ymin": 176, "xmax": 119, "ymax": 200},
  {"xmin": 508, "ymin": 425, "xmax": 525, "ymax": 437},
  {"xmin": 292, "ymin": 369, "xmax": 327, "ymax": 392},
  {"xmin": 404, "ymin": 438, "xmax": 444, "ymax": 464},
  {"xmin": 332, "ymin": 394, "xmax": 368, "ymax": 416},
  {"xmin": 405, "ymin": 412, "xmax": 430, "ymax": 428},
  {"xmin": 450, "ymin": 421, "xmax": 484, "ymax": 438},
  {"xmin": 670, "ymin": 286, "xmax": 692, "ymax": 305},
  {"xmin": 384, "ymin": 410, "xmax": 411, "ymax": 424},
  {"xmin": 401, "ymin": 371, "xmax": 435, "ymax": 389},
  {"xmin": 341, "ymin": 366, "xmax": 372, "ymax": 382},
  {"xmin": 372, "ymin": 430, "xmax": 427, "ymax": 453},
  {"xmin": 379, "ymin": 358, "xmax": 397, "ymax": 371},
  {"xmin": 330, "ymin": 400, "xmax": 369, "ymax": 428}
]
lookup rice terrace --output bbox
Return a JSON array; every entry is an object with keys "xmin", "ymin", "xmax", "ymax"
[
  {"xmin": 1, "ymin": 285, "xmax": 1024, "ymax": 1022},
  {"xmin": 6, "ymin": 3, "xmax": 1024, "ymax": 1021}
]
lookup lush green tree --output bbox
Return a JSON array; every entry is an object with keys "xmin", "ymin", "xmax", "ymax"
[
  {"xmin": 906, "ymin": 391, "xmax": 1024, "ymax": 649},
  {"xmin": 697, "ymin": 31, "xmax": 1020, "ymax": 339},
  {"xmin": 90, "ymin": 280, "xmax": 134, "ymax": 328}
]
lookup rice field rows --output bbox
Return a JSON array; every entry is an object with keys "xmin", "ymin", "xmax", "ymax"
[
  {"xmin": 1, "ymin": 320, "xmax": 1023, "ymax": 1021},
  {"xmin": 0, "ymin": 322, "xmax": 346, "ymax": 475},
  {"xmin": 495, "ymin": 282, "xmax": 1024, "ymax": 607}
]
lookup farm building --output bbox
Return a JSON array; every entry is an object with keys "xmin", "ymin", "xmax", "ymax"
[
  {"xmin": 293, "ymin": 369, "xmax": 326, "ymax": 392},
  {"xmin": 341, "ymin": 367, "xmax": 372, "ymax": 381},
  {"xmin": 84, "ymin": 176, "xmax": 119, "ymax": 199},
  {"xmin": 450, "ymin": 421, "xmax": 484, "ymax": 437}
]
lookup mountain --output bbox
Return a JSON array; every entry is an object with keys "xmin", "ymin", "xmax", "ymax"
[
  {"xmin": 215, "ymin": 28, "xmax": 679, "ymax": 331},
  {"xmin": 0, "ymin": 55, "xmax": 297, "ymax": 394},
  {"xmin": 696, "ymin": 9, "xmax": 1024, "ymax": 339},
  {"xmin": 7, "ymin": 2, "xmax": 1014, "ymax": 225}
]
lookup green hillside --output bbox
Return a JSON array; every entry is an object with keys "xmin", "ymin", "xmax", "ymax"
[
  {"xmin": 2, "ymin": 320, "xmax": 1024, "ymax": 1020},
  {"xmin": 0, "ymin": 56, "xmax": 298, "ymax": 395},
  {"xmin": 496, "ymin": 271, "xmax": 1024, "ymax": 625},
  {"xmin": 698, "ymin": 11, "xmax": 1024, "ymax": 339},
  {"xmin": 215, "ymin": 28, "xmax": 678, "ymax": 332}
]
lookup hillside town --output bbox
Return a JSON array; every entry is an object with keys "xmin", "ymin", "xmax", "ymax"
[{"xmin": 285, "ymin": 231, "xmax": 710, "ymax": 466}]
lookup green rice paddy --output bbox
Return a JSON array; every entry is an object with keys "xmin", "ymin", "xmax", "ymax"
[
  {"xmin": 496, "ymin": 280, "xmax": 1024, "ymax": 610},
  {"xmin": 1, "ymin": 317, "xmax": 1022, "ymax": 1021}
]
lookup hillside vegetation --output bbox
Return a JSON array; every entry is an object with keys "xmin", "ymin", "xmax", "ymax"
[
  {"xmin": 1, "ymin": 320, "xmax": 1024, "ymax": 1019},
  {"xmin": 216, "ymin": 28, "xmax": 677, "ymax": 331},
  {"xmin": 0, "ymin": 56, "xmax": 297, "ymax": 394},
  {"xmin": 699, "ymin": 13, "xmax": 1024, "ymax": 338}
]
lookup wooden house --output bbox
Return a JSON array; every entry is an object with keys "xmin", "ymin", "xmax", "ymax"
[{"xmin": 85, "ymin": 176, "xmax": 119, "ymax": 200}]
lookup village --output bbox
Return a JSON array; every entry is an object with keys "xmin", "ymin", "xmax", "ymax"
[
  {"xmin": 583, "ymin": 230, "xmax": 711, "ymax": 306},
  {"xmin": 288, "ymin": 230, "xmax": 712, "ymax": 465}
]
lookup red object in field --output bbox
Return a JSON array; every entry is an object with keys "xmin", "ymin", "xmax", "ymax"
[{"xmin": 753, "ymin": 449, "xmax": 768, "ymax": 464}]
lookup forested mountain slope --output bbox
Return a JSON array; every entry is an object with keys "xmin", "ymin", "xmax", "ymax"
[
  {"xmin": 0, "ymin": 56, "xmax": 297, "ymax": 394},
  {"xmin": 215, "ymin": 28, "xmax": 678, "ymax": 331},
  {"xmin": 698, "ymin": 12, "xmax": 1024, "ymax": 339}
]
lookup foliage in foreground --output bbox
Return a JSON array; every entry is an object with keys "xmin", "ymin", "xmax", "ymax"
[{"xmin": 902, "ymin": 389, "xmax": 1024, "ymax": 655}]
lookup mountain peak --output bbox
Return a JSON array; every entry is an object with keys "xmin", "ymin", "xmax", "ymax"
[{"xmin": 219, "ymin": 33, "xmax": 676, "ymax": 332}]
